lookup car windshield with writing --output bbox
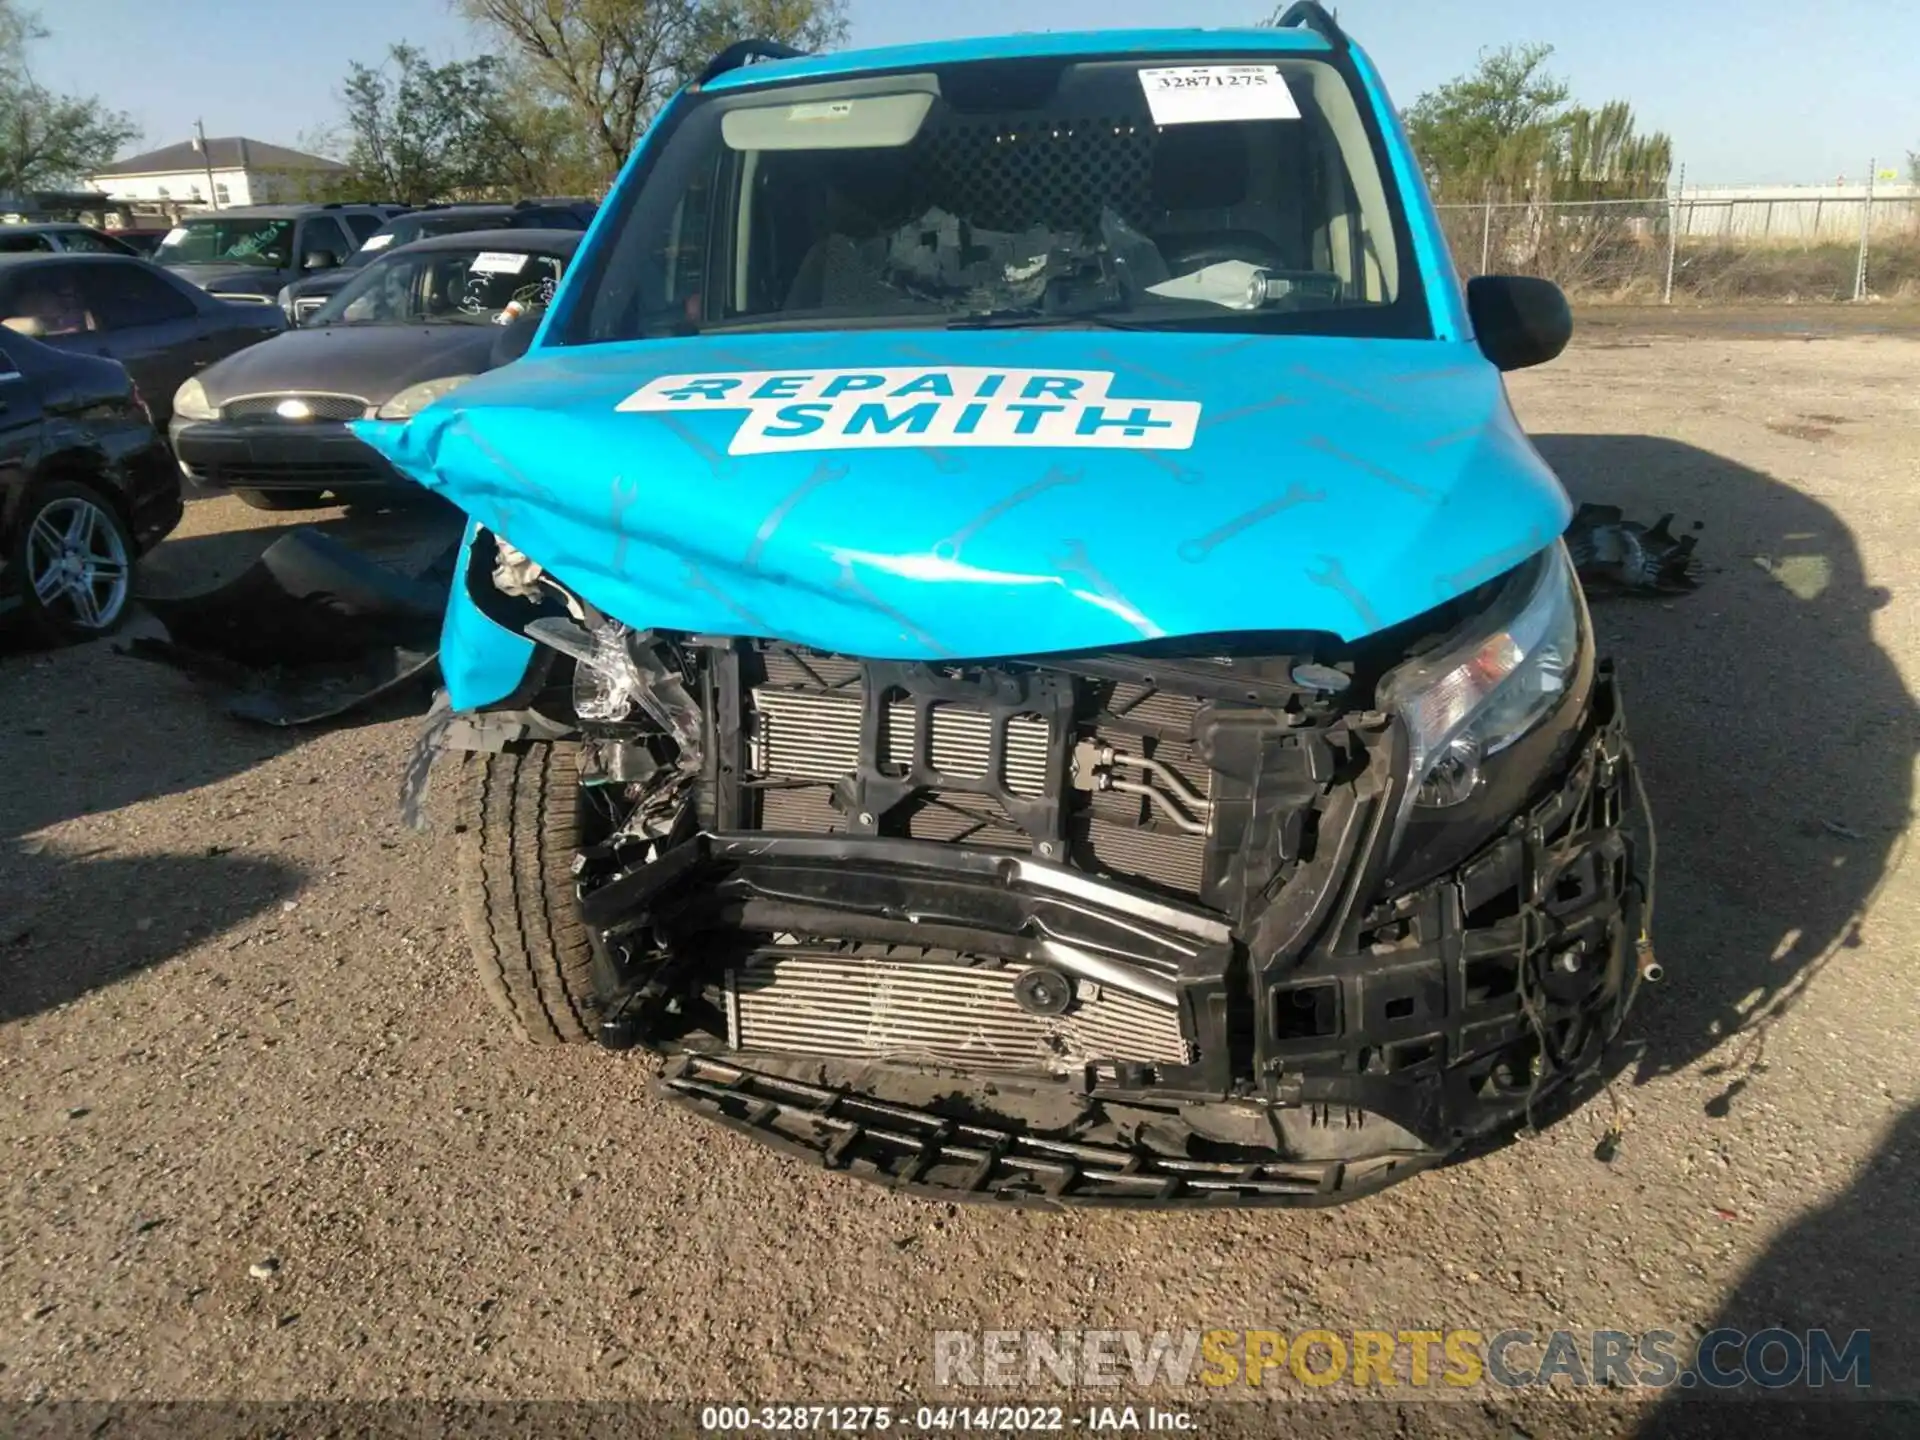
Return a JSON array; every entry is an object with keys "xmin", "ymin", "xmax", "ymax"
[
  {"xmin": 156, "ymin": 217, "xmax": 295, "ymax": 268},
  {"xmin": 312, "ymin": 246, "xmax": 566, "ymax": 327},
  {"xmin": 563, "ymin": 52, "xmax": 1425, "ymax": 342}
]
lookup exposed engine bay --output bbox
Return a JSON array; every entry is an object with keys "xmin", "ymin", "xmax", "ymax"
[{"xmin": 427, "ymin": 528, "xmax": 1651, "ymax": 1207}]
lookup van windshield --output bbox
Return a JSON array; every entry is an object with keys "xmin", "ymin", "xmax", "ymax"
[{"xmin": 563, "ymin": 52, "xmax": 1426, "ymax": 343}]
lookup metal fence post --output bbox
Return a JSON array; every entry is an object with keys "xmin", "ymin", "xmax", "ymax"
[
  {"xmin": 1854, "ymin": 159, "xmax": 1875, "ymax": 301},
  {"xmin": 1480, "ymin": 191, "xmax": 1493, "ymax": 275},
  {"xmin": 1664, "ymin": 163, "xmax": 1684, "ymax": 305}
]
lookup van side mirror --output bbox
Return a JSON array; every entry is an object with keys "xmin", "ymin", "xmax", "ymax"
[
  {"xmin": 1467, "ymin": 276, "xmax": 1572, "ymax": 372},
  {"xmin": 303, "ymin": 250, "xmax": 339, "ymax": 272}
]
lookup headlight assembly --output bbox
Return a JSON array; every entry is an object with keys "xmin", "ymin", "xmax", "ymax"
[
  {"xmin": 172, "ymin": 376, "xmax": 217, "ymax": 423},
  {"xmin": 377, "ymin": 375, "xmax": 475, "ymax": 419},
  {"xmin": 1378, "ymin": 540, "xmax": 1591, "ymax": 884}
]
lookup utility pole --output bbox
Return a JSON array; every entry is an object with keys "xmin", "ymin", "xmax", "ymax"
[
  {"xmin": 1663, "ymin": 162, "xmax": 1685, "ymax": 305},
  {"xmin": 1854, "ymin": 158, "xmax": 1875, "ymax": 302},
  {"xmin": 194, "ymin": 118, "xmax": 220, "ymax": 210},
  {"xmin": 1480, "ymin": 184, "xmax": 1494, "ymax": 274}
]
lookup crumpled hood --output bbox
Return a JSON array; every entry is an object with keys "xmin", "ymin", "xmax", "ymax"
[
  {"xmin": 202, "ymin": 326, "xmax": 498, "ymax": 407},
  {"xmin": 353, "ymin": 329, "xmax": 1571, "ymax": 658}
]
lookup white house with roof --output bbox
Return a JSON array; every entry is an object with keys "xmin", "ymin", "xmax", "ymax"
[{"xmin": 86, "ymin": 136, "xmax": 348, "ymax": 211}]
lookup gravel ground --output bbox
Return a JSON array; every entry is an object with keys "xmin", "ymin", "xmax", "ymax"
[{"xmin": 3, "ymin": 321, "xmax": 1918, "ymax": 1438}]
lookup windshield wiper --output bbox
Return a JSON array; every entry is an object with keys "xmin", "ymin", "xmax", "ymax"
[{"xmin": 947, "ymin": 305, "xmax": 1152, "ymax": 332}]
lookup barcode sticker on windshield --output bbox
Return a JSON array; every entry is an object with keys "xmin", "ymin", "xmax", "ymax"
[
  {"xmin": 469, "ymin": 251, "xmax": 529, "ymax": 275},
  {"xmin": 162, "ymin": 227, "xmax": 187, "ymax": 245},
  {"xmin": 788, "ymin": 101, "xmax": 854, "ymax": 122},
  {"xmin": 1138, "ymin": 66, "xmax": 1299, "ymax": 126},
  {"xmin": 360, "ymin": 233, "xmax": 394, "ymax": 251}
]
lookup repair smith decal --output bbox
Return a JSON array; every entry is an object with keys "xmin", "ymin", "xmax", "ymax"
[{"xmin": 616, "ymin": 368, "xmax": 1203, "ymax": 456}]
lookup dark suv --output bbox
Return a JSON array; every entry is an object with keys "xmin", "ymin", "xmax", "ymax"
[{"xmin": 154, "ymin": 204, "xmax": 389, "ymax": 306}]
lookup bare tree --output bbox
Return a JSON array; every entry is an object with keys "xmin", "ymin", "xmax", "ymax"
[{"xmin": 456, "ymin": 0, "xmax": 847, "ymax": 186}]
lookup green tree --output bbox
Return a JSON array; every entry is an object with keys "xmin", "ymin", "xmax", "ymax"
[
  {"xmin": 0, "ymin": 1, "xmax": 136, "ymax": 193},
  {"xmin": 334, "ymin": 44, "xmax": 531, "ymax": 204},
  {"xmin": 1560, "ymin": 100, "xmax": 1673, "ymax": 202},
  {"xmin": 1405, "ymin": 44, "xmax": 1670, "ymax": 203},
  {"xmin": 471, "ymin": 63, "xmax": 602, "ymax": 197},
  {"xmin": 456, "ymin": 0, "xmax": 849, "ymax": 188}
]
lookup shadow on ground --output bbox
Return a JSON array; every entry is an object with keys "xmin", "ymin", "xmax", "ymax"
[
  {"xmin": 0, "ymin": 502, "xmax": 450, "ymax": 1020},
  {"xmin": 0, "ymin": 847, "xmax": 304, "ymax": 1024},
  {"xmin": 140, "ymin": 494, "xmax": 462, "ymax": 600},
  {"xmin": 1634, "ymin": 1103, "xmax": 1920, "ymax": 1434},
  {"xmin": 1537, "ymin": 433, "xmax": 1918, "ymax": 1093}
]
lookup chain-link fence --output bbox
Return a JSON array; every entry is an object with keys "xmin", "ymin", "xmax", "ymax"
[{"xmin": 1435, "ymin": 185, "xmax": 1920, "ymax": 303}]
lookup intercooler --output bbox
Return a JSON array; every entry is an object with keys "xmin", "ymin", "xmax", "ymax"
[
  {"xmin": 745, "ymin": 653, "xmax": 1212, "ymax": 895},
  {"xmin": 725, "ymin": 949, "xmax": 1191, "ymax": 1073}
]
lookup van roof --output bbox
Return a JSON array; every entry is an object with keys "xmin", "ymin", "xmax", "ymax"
[{"xmin": 700, "ymin": 28, "xmax": 1335, "ymax": 94}]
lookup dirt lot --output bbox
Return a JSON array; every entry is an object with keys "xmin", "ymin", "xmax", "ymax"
[{"xmin": 3, "ymin": 320, "xmax": 1918, "ymax": 1437}]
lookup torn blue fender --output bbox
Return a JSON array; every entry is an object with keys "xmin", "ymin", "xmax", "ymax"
[{"xmin": 354, "ymin": 329, "xmax": 1570, "ymax": 710}]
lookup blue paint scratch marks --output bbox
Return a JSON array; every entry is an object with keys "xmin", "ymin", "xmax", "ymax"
[
  {"xmin": 655, "ymin": 413, "xmax": 735, "ymax": 479},
  {"xmin": 1306, "ymin": 554, "xmax": 1382, "ymax": 633},
  {"xmin": 745, "ymin": 458, "xmax": 850, "ymax": 572},
  {"xmin": 1305, "ymin": 435, "xmax": 1437, "ymax": 503},
  {"xmin": 934, "ymin": 464, "xmax": 1083, "ymax": 562},
  {"xmin": 1179, "ymin": 484, "xmax": 1328, "ymax": 563},
  {"xmin": 1290, "ymin": 364, "xmax": 1403, "ymax": 414},
  {"xmin": 1056, "ymin": 539, "xmax": 1164, "ymax": 639},
  {"xmin": 1433, "ymin": 528, "xmax": 1549, "ymax": 599},
  {"xmin": 1139, "ymin": 449, "xmax": 1205, "ymax": 486},
  {"xmin": 684, "ymin": 562, "xmax": 776, "ymax": 637},
  {"xmin": 833, "ymin": 557, "xmax": 951, "ymax": 655},
  {"xmin": 608, "ymin": 474, "xmax": 643, "ymax": 570},
  {"xmin": 1201, "ymin": 393, "xmax": 1302, "ymax": 429}
]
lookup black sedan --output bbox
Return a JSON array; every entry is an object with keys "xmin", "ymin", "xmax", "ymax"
[
  {"xmin": 171, "ymin": 229, "xmax": 578, "ymax": 511},
  {"xmin": 0, "ymin": 254, "xmax": 284, "ymax": 428},
  {"xmin": 277, "ymin": 199, "xmax": 596, "ymax": 324},
  {"xmin": 0, "ymin": 329, "xmax": 181, "ymax": 642},
  {"xmin": 0, "ymin": 223, "xmax": 142, "ymax": 256}
]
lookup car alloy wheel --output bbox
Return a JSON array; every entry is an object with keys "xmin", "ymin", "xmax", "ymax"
[{"xmin": 26, "ymin": 493, "xmax": 131, "ymax": 634}]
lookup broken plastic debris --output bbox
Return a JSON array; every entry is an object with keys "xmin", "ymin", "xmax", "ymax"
[
  {"xmin": 123, "ymin": 527, "xmax": 453, "ymax": 727},
  {"xmin": 1565, "ymin": 504, "xmax": 1703, "ymax": 594}
]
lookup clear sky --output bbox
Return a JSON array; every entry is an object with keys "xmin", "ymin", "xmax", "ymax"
[{"xmin": 34, "ymin": 0, "xmax": 1918, "ymax": 187}]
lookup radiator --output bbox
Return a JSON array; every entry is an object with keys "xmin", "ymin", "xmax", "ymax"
[
  {"xmin": 750, "ymin": 687, "xmax": 1050, "ymax": 796},
  {"xmin": 726, "ymin": 951, "xmax": 1190, "ymax": 1074},
  {"xmin": 745, "ymin": 660, "xmax": 1214, "ymax": 897}
]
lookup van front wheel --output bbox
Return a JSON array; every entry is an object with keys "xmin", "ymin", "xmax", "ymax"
[{"xmin": 453, "ymin": 743, "xmax": 599, "ymax": 1044}]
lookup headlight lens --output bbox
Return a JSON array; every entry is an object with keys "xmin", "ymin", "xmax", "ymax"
[
  {"xmin": 377, "ymin": 375, "xmax": 475, "ymax": 419},
  {"xmin": 172, "ymin": 376, "xmax": 217, "ymax": 422},
  {"xmin": 1378, "ymin": 541, "xmax": 1586, "ymax": 822}
]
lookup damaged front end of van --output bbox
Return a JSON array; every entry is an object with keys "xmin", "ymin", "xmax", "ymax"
[{"xmin": 361, "ymin": 13, "xmax": 1655, "ymax": 1207}]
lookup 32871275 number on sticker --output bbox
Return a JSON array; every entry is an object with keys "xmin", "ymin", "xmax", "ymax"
[{"xmin": 1137, "ymin": 65, "xmax": 1301, "ymax": 125}]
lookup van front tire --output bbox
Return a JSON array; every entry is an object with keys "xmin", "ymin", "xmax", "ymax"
[{"xmin": 454, "ymin": 743, "xmax": 598, "ymax": 1044}]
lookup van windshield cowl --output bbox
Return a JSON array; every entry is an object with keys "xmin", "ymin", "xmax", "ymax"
[{"xmin": 561, "ymin": 52, "xmax": 1431, "ymax": 345}]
